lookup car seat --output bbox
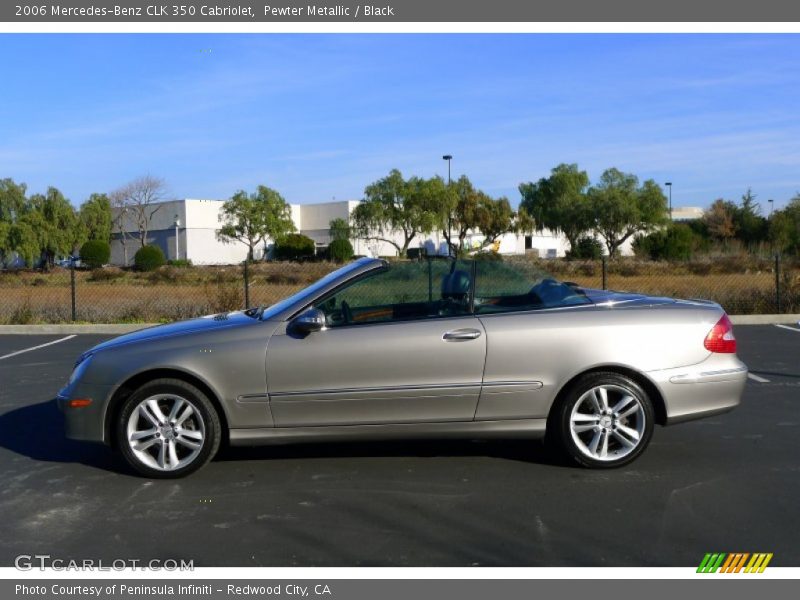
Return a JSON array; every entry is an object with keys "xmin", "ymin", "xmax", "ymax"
[{"xmin": 441, "ymin": 270, "xmax": 471, "ymax": 313}]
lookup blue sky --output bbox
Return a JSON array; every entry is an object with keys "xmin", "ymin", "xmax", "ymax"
[{"xmin": 1, "ymin": 34, "xmax": 799, "ymax": 210}]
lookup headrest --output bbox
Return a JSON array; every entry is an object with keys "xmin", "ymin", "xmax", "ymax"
[{"xmin": 442, "ymin": 270, "xmax": 471, "ymax": 300}]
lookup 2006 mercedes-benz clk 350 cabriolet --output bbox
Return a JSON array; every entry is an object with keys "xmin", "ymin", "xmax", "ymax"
[{"xmin": 58, "ymin": 257, "xmax": 747, "ymax": 478}]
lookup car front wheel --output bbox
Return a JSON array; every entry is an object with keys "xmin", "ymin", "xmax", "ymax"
[
  {"xmin": 116, "ymin": 378, "xmax": 221, "ymax": 478},
  {"xmin": 552, "ymin": 372, "xmax": 654, "ymax": 468}
]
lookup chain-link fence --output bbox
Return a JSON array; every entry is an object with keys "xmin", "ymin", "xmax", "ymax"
[{"xmin": 0, "ymin": 255, "xmax": 797, "ymax": 324}]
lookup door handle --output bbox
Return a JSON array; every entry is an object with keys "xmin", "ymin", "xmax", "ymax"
[{"xmin": 443, "ymin": 329, "xmax": 482, "ymax": 341}]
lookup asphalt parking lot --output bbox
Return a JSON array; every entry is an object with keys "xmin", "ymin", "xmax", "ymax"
[{"xmin": 0, "ymin": 325, "xmax": 798, "ymax": 567}]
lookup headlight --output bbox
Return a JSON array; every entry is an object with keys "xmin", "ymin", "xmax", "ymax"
[{"xmin": 68, "ymin": 353, "xmax": 93, "ymax": 385}]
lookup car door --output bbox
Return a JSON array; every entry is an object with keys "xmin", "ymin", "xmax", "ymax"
[
  {"xmin": 471, "ymin": 259, "xmax": 593, "ymax": 420},
  {"xmin": 265, "ymin": 260, "xmax": 487, "ymax": 427}
]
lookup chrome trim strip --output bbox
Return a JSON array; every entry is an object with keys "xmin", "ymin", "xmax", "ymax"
[
  {"xmin": 669, "ymin": 366, "xmax": 748, "ymax": 384},
  {"xmin": 236, "ymin": 394, "xmax": 270, "ymax": 403},
  {"xmin": 270, "ymin": 380, "xmax": 544, "ymax": 399},
  {"xmin": 229, "ymin": 418, "xmax": 547, "ymax": 445},
  {"xmin": 270, "ymin": 382, "xmax": 483, "ymax": 398},
  {"xmin": 482, "ymin": 380, "xmax": 543, "ymax": 388}
]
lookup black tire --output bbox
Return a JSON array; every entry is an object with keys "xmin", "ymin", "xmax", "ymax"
[
  {"xmin": 115, "ymin": 378, "xmax": 221, "ymax": 478},
  {"xmin": 550, "ymin": 371, "xmax": 654, "ymax": 469}
]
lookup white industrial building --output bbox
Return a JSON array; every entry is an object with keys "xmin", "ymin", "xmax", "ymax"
[{"xmin": 110, "ymin": 197, "xmax": 629, "ymax": 266}]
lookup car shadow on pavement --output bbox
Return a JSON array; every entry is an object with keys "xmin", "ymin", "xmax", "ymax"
[
  {"xmin": 216, "ymin": 437, "xmax": 567, "ymax": 467},
  {"xmin": 0, "ymin": 400, "xmax": 568, "ymax": 473},
  {"xmin": 0, "ymin": 399, "xmax": 116, "ymax": 471}
]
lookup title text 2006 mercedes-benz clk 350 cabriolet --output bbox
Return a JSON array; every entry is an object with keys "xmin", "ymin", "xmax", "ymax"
[{"xmin": 58, "ymin": 257, "xmax": 747, "ymax": 478}]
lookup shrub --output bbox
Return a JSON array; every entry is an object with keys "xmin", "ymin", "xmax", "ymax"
[
  {"xmin": 567, "ymin": 236, "xmax": 604, "ymax": 260},
  {"xmin": 204, "ymin": 274, "xmax": 243, "ymax": 313},
  {"xmin": 274, "ymin": 234, "xmax": 315, "ymax": 261},
  {"xmin": 80, "ymin": 240, "xmax": 111, "ymax": 269},
  {"xmin": 634, "ymin": 224, "xmax": 695, "ymax": 261},
  {"xmin": 147, "ymin": 266, "xmax": 188, "ymax": 283},
  {"xmin": 472, "ymin": 250, "xmax": 503, "ymax": 261},
  {"xmin": 167, "ymin": 259, "xmax": 193, "ymax": 268},
  {"xmin": 328, "ymin": 239, "xmax": 354, "ymax": 263},
  {"xmin": 88, "ymin": 266, "xmax": 124, "ymax": 282},
  {"xmin": 134, "ymin": 245, "xmax": 166, "ymax": 272},
  {"xmin": 265, "ymin": 272, "xmax": 302, "ymax": 285}
]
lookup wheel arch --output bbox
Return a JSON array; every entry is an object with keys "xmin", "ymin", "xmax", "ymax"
[
  {"xmin": 546, "ymin": 365, "xmax": 667, "ymax": 429},
  {"xmin": 104, "ymin": 368, "xmax": 230, "ymax": 447}
]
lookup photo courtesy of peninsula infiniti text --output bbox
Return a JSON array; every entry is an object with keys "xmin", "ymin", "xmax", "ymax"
[{"xmin": 57, "ymin": 257, "xmax": 748, "ymax": 478}]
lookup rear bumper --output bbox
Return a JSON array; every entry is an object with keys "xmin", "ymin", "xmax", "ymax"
[
  {"xmin": 647, "ymin": 356, "xmax": 748, "ymax": 425},
  {"xmin": 57, "ymin": 380, "xmax": 115, "ymax": 443}
]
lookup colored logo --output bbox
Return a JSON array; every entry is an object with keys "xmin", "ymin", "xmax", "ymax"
[{"xmin": 697, "ymin": 553, "xmax": 773, "ymax": 573}]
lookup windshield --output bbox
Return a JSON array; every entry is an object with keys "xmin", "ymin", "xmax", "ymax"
[
  {"xmin": 301, "ymin": 256, "xmax": 591, "ymax": 328},
  {"xmin": 254, "ymin": 259, "xmax": 379, "ymax": 321}
]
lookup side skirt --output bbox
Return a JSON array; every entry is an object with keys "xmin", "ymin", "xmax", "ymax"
[{"xmin": 229, "ymin": 418, "xmax": 547, "ymax": 447}]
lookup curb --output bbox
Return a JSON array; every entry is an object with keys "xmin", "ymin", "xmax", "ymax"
[
  {"xmin": 729, "ymin": 314, "xmax": 800, "ymax": 326},
  {"xmin": 0, "ymin": 315, "xmax": 798, "ymax": 334},
  {"xmin": 0, "ymin": 324, "xmax": 158, "ymax": 334}
]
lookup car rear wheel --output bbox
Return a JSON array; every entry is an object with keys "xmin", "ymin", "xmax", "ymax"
[
  {"xmin": 116, "ymin": 378, "xmax": 221, "ymax": 478},
  {"xmin": 552, "ymin": 372, "xmax": 654, "ymax": 468}
]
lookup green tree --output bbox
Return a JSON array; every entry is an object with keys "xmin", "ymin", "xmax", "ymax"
[
  {"xmin": 0, "ymin": 178, "xmax": 28, "ymax": 266},
  {"xmin": 589, "ymin": 169, "xmax": 668, "ymax": 257},
  {"xmin": 633, "ymin": 223, "xmax": 695, "ymax": 261},
  {"xmin": 567, "ymin": 236, "xmax": 604, "ymax": 260},
  {"xmin": 217, "ymin": 185, "xmax": 295, "ymax": 261},
  {"xmin": 274, "ymin": 233, "xmax": 315, "ymax": 261},
  {"xmin": 351, "ymin": 169, "xmax": 440, "ymax": 257},
  {"xmin": 7, "ymin": 220, "xmax": 40, "ymax": 266},
  {"xmin": 80, "ymin": 193, "xmax": 112, "ymax": 243},
  {"xmin": 328, "ymin": 217, "xmax": 351, "ymax": 241},
  {"xmin": 473, "ymin": 195, "xmax": 515, "ymax": 250},
  {"xmin": 769, "ymin": 195, "xmax": 800, "ymax": 255},
  {"xmin": 0, "ymin": 220, "xmax": 10, "ymax": 266},
  {"xmin": 439, "ymin": 176, "xmax": 517, "ymax": 255},
  {"xmin": 0, "ymin": 178, "xmax": 27, "ymax": 223},
  {"xmin": 733, "ymin": 188, "xmax": 768, "ymax": 248},
  {"xmin": 703, "ymin": 198, "xmax": 738, "ymax": 244},
  {"xmin": 519, "ymin": 163, "xmax": 593, "ymax": 252},
  {"xmin": 328, "ymin": 238, "xmax": 354, "ymax": 262},
  {"xmin": 27, "ymin": 187, "xmax": 82, "ymax": 268}
]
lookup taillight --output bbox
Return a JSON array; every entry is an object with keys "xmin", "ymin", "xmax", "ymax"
[{"xmin": 704, "ymin": 314, "xmax": 736, "ymax": 353}]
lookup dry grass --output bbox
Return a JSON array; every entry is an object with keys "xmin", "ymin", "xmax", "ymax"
[
  {"xmin": 0, "ymin": 262, "xmax": 338, "ymax": 324},
  {"xmin": 0, "ymin": 259, "xmax": 797, "ymax": 324}
]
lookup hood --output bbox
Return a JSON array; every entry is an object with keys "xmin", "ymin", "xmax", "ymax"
[{"xmin": 82, "ymin": 311, "xmax": 256, "ymax": 359}]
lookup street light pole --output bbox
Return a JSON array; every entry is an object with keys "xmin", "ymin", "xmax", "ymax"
[
  {"xmin": 665, "ymin": 182, "xmax": 673, "ymax": 220},
  {"xmin": 442, "ymin": 154, "xmax": 453, "ymax": 256},
  {"xmin": 174, "ymin": 214, "xmax": 180, "ymax": 260},
  {"xmin": 768, "ymin": 199, "xmax": 774, "ymax": 217}
]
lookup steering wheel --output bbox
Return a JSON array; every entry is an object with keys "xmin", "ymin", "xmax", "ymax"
[{"xmin": 340, "ymin": 300, "xmax": 353, "ymax": 325}]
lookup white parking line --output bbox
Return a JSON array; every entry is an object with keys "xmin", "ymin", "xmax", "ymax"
[
  {"xmin": 775, "ymin": 324, "xmax": 800, "ymax": 333},
  {"xmin": 747, "ymin": 373, "xmax": 771, "ymax": 383},
  {"xmin": 0, "ymin": 335, "xmax": 77, "ymax": 361}
]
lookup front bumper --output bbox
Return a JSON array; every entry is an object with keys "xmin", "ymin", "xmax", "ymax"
[
  {"xmin": 57, "ymin": 380, "xmax": 116, "ymax": 443},
  {"xmin": 647, "ymin": 355, "xmax": 748, "ymax": 425}
]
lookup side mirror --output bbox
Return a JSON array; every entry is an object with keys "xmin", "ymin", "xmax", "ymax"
[{"xmin": 291, "ymin": 308, "xmax": 326, "ymax": 334}]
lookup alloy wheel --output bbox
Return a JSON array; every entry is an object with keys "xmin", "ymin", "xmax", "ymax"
[
  {"xmin": 568, "ymin": 384, "xmax": 646, "ymax": 462},
  {"xmin": 125, "ymin": 394, "xmax": 206, "ymax": 472}
]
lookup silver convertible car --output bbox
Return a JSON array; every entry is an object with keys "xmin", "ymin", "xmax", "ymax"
[{"xmin": 58, "ymin": 257, "xmax": 747, "ymax": 478}]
